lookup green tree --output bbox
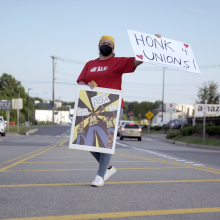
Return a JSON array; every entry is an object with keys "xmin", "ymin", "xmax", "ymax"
[
  {"xmin": 0, "ymin": 73, "xmax": 28, "ymax": 122},
  {"xmin": 122, "ymin": 100, "xmax": 162, "ymax": 120},
  {"xmin": 196, "ymin": 81, "xmax": 220, "ymax": 104}
]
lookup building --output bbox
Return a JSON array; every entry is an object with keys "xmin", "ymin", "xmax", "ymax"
[
  {"xmin": 35, "ymin": 110, "xmax": 70, "ymax": 124},
  {"xmin": 152, "ymin": 103, "xmax": 194, "ymax": 124}
]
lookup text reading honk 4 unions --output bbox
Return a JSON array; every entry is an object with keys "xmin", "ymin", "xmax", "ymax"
[{"xmin": 127, "ymin": 29, "xmax": 201, "ymax": 74}]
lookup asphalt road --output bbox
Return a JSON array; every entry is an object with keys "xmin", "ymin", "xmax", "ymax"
[{"xmin": 0, "ymin": 125, "xmax": 220, "ymax": 220}]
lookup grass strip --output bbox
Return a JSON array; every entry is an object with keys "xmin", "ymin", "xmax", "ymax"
[
  {"xmin": 142, "ymin": 130, "xmax": 164, "ymax": 134},
  {"xmin": 172, "ymin": 135, "xmax": 220, "ymax": 147},
  {"xmin": 6, "ymin": 126, "xmax": 35, "ymax": 134}
]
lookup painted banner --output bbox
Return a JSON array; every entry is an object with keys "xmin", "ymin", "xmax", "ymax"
[
  {"xmin": 195, "ymin": 104, "xmax": 220, "ymax": 117},
  {"xmin": 127, "ymin": 29, "xmax": 201, "ymax": 74},
  {"xmin": 69, "ymin": 85, "xmax": 122, "ymax": 154}
]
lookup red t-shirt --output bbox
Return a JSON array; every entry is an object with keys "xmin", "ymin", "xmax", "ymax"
[{"xmin": 77, "ymin": 56, "xmax": 136, "ymax": 108}]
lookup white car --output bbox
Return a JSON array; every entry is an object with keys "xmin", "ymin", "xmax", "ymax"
[
  {"xmin": 117, "ymin": 120, "xmax": 134, "ymax": 136},
  {"xmin": 151, "ymin": 121, "xmax": 169, "ymax": 127},
  {"xmin": 0, "ymin": 116, "xmax": 6, "ymax": 136}
]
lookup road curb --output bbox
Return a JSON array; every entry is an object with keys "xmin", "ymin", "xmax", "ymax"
[
  {"xmin": 160, "ymin": 138, "xmax": 220, "ymax": 151},
  {"xmin": 26, "ymin": 128, "xmax": 38, "ymax": 136}
]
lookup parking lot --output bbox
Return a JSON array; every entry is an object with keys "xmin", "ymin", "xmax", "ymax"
[{"xmin": 0, "ymin": 125, "xmax": 220, "ymax": 219}]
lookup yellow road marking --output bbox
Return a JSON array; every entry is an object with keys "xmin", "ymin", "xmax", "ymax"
[
  {"xmin": 1, "ymin": 179, "xmax": 220, "ymax": 187},
  {"xmin": 2, "ymin": 207, "xmax": 220, "ymax": 219},
  {"xmin": 0, "ymin": 146, "xmax": 55, "ymax": 172},
  {"xmin": 0, "ymin": 137, "xmax": 68, "ymax": 172},
  {"xmin": 0, "ymin": 148, "xmax": 45, "ymax": 166},
  {"xmin": 117, "ymin": 153, "xmax": 220, "ymax": 175},
  {"xmin": 43, "ymin": 153, "xmax": 90, "ymax": 154},
  {"xmin": 22, "ymin": 160, "xmax": 159, "ymax": 163},
  {"xmin": 58, "ymin": 137, "xmax": 69, "ymax": 146},
  {"xmin": 34, "ymin": 156, "xmax": 123, "ymax": 158},
  {"xmin": 4, "ymin": 167, "xmax": 189, "ymax": 172}
]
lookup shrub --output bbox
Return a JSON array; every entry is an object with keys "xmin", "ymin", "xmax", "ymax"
[
  {"xmin": 181, "ymin": 126, "xmax": 195, "ymax": 136},
  {"xmin": 39, "ymin": 121, "xmax": 46, "ymax": 125},
  {"xmin": 166, "ymin": 130, "xmax": 181, "ymax": 139},
  {"xmin": 183, "ymin": 123, "xmax": 191, "ymax": 128},
  {"xmin": 206, "ymin": 126, "xmax": 220, "ymax": 136},
  {"xmin": 163, "ymin": 126, "xmax": 169, "ymax": 132},
  {"xmin": 150, "ymin": 126, "xmax": 154, "ymax": 130},
  {"xmin": 206, "ymin": 122, "xmax": 215, "ymax": 128},
  {"xmin": 218, "ymin": 125, "xmax": 220, "ymax": 135},
  {"xmin": 154, "ymin": 125, "xmax": 162, "ymax": 131},
  {"xmin": 194, "ymin": 123, "xmax": 203, "ymax": 134}
]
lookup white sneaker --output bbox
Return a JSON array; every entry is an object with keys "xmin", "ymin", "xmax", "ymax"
[
  {"xmin": 104, "ymin": 166, "xmax": 117, "ymax": 181},
  {"xmin": 91, "ymin": 175, "xmax": 104, "ymax": 187}
]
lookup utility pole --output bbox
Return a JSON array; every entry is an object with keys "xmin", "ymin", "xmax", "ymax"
[
  {"xmin": 51, "ymin": 56, "xmax": 56, "ymax": 125},
  {"xmin": 162, "ymin": 67, "xmax": 165, "ymax": 122}
]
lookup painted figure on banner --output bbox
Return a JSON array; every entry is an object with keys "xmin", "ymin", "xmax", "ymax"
[
  {"xmin": 76, "ymin": 116, "xmax": 86, "ymax": 145},
  {"xmin": 102, "ymin": 111, "xmax": 115, "ymax": 135},
  {"xmin": 85, "ymin": 105, "xmax": 108, "ymax": 147},
  {"xmin": 88, "ymin": 106, "xmax": 105, "ymax": 126}
]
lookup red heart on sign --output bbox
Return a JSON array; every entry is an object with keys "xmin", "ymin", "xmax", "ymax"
[
  {"xmin": 136, "ymin": 54, "xmax": 143, "ymax": 60},
  {"xmin": 184, "ymin": 44, "xmax": 189, "ymax": 48}
]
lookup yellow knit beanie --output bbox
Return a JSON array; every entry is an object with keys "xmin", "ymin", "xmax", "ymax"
[{"xmin": 99, "ymin": 35, "xmax": 115, "ymax": 48}]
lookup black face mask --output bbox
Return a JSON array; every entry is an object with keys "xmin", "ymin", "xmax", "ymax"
[{"xmin": 100, "ymin": 45, "xmax": 112, "ymax": 56}]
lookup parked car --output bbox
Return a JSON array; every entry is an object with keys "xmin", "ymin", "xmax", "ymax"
[
  {"xmin": 151, "ymin": 121, "xmax": 169, "ymax": 127},
  {"xmin": 117, "ymin": 120, "xmax": 134, "ymax": 136},
  {"xmin": 167, "ymin": 119, "xmax": 179, "ymax": 129},
  {"xmin": 119, "ymin": 123, "xmax": 142, "ymax": 141},
  {"xmin": 0, "ymin": 116, "xmax": 6, "ymax": 136},
  {"xmin": 174, "ymin": 118, "xmax": 188, "ymax": 129}
]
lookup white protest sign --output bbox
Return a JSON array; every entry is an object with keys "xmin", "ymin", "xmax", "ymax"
[
  {"xmin": 91, "ymin": 93, "xmax": 110, "ymax": 108},
  {"xmin": 78, "ymin": 108, "xmax": 89, "ymax": 116},
  {"xmin": 166, "ymin": 103, "xmax": 176, "ymax": 114},
  {"xmin": 195, "ymin": 104, "xmax": 220, "ymax": 117},
  {"xmin": 127, "ymin": 29, "xmax": 201, "ymax": 74},
  {"xmin": 108, "ymin": 105, "xmax": 117, "ymax": 112}
]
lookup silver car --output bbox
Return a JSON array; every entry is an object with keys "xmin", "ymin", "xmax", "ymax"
[
  {"xmin": 117, "ymin": 120, "xmax": 134, "ymax": 136},
  {"xmin": 0, "ymin": 116, "xmax": 6, "ymax": 136},
  {"xmin": 119, "ymin": 123, "xmax": 142, "ymax": 141}
]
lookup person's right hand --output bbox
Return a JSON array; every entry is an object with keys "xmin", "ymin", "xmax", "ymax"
[{"xmin": 88, "ymin": 82, "xmax": 96, "ymax": 89}]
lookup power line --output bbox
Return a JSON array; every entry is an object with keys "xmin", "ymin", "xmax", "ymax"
[{"xmin": 52, "ymin": 55, "xmax": 220, "ymax": 70}]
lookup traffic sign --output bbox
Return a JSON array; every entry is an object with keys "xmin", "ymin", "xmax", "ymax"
[
  {"xmin": 128, "ymin": 111, "xmax": 134, "ymax": 116},
  {"xmin": 166, "ymin": 103, "xmax": 176, "ymax": 114},
  {"xmin": 0, "ymin": 100, "xmax": 11, "ymax": 110},
  {"xmin": 145, "ymin": 111, "xmax": 154, "ymax": 119}
]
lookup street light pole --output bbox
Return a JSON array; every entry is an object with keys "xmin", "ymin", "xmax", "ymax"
[
  {"xmin": 51, "ymin": 56, "xmax": 56, "ymax": 125},
  {"xmin": 28, "ymin": 88, "xmax": 32, "ymax": 126}
]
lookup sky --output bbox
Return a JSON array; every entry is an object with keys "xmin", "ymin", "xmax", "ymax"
[{"xmin": 1, "ymin": 0, "xmax": 220, "ymax": 106}]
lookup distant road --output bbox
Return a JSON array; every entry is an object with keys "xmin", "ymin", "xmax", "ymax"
[{"xmin": 31, "ymin": 125, "xmax": 71, "ymax": 137}]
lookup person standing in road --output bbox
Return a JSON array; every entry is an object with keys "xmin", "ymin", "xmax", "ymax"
[{"xmin": 77, "ymin": 34, "xmax": 161, "ymax": 187}]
